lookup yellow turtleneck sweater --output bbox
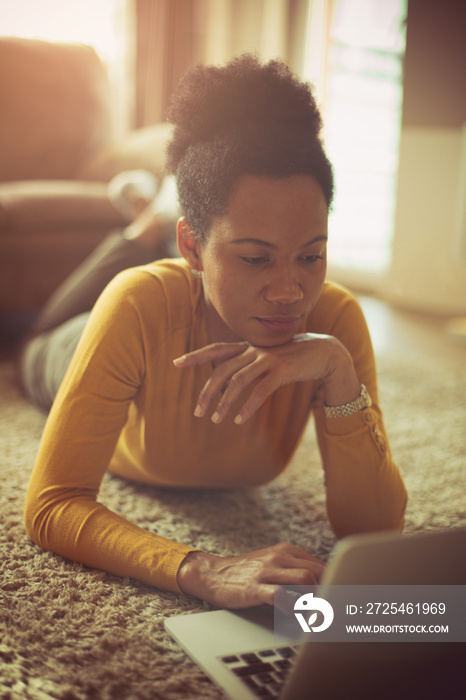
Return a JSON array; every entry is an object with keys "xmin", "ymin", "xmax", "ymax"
[{"xmin": 24, "ymin": 259, "xmax": 407, "ymax": 592}]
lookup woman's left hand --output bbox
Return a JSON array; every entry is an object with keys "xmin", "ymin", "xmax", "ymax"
[{"xmin": 173, "ymin": 333, "xmax": 360, "ymax": 425}]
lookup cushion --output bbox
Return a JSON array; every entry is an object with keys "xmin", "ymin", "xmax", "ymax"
[
  {"xmin": 0, "ymin": 38, "xmax": 113, "ymax": 182},
  {"xmin": 0, "ymin": 181, "xmax": 125, "ymax": 234},
  {"xmin": 77, "ymin": 123, "xmax": 173, "ymax": 182}
]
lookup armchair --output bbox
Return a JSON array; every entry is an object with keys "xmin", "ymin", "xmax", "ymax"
[{"xmin": 0, "ymin": 37, "xmax": 171, "ymax": 336}]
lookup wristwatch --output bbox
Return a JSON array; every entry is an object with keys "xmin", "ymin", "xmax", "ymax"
[{"xmin": 324, "ymin": 384, "xmax": 372, "ymax": 418}]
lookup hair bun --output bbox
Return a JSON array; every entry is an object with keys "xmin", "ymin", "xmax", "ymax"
[{"xmin": 166, "ymin": 54, "xmax": 322, "ymax": 172}]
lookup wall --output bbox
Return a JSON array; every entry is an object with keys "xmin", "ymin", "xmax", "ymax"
[{"xmin": 383, "ymin": 0, "xmax": 466, "ymax": 315}]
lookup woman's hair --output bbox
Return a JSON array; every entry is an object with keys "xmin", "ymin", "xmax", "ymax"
[{"xmin": 166, "ymin": 54, "xmax": 334, "ymax": 241}]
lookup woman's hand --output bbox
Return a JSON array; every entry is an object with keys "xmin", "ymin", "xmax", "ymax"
[
  {"xmin": 177, "ymin": 543, "xmax": 325, "ymax": 610},
  {"xmin": 173, "ymin": 333, "xmax": 361, "ymax": 425}
]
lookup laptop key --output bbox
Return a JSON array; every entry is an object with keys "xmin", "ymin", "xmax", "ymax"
[
  {"xmin": 257, "ymin": 672, "xmax": 274, "ymax": 683},
  {"xmin": 240, "ymin": 652, "xmax": 261, "ymax": 664},
  {"xmin": 252, "ymin": 688, "xmax": 274, "ymax": 698},
  {"xmin": 277, "ymin": 646, "xmax": 295, "ymax": 658},
  {"xmin": 273, "ymin": 670, "xmax": 288, "ymax": 681},
  {"xmin": 258, "ymin": 649, "xmax": 276, "ymax": 658},
  {"xmin": 220, "ymin": 646, "xmax": 296, "ymax": 698},
  {"xmin": 263, "ymin": 681, "xmax": 282, "ymax": 697},
  {"xmin": 233, "ymin": 662, "xmax": 274, "ymax": 677},
  {"xmin": 221, "ymin": 655, "xmax": 239, "ymax": 664},
  {"xmin": 241, "ymin": 678, "xmax": 274, "ymax": 697}
]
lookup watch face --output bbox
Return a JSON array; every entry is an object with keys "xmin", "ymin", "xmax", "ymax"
[{"xmin": 361, "ymin": 385, "xmax": 372, "ymax": 408}]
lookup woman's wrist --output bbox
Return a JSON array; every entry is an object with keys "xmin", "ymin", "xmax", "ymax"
[
  {"xmin": 321, "ymin": 341, "xmax": 360, "ymax": 407},
  {"xmin": 177, "ymin": 550, "xmax": 215, "ymax": 599}
]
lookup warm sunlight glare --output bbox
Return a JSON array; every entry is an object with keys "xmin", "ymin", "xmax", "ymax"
[
  {"xmin": 322, "ymin": 0, "xmax": 407, "ymax": 275},
  {"xmin": 0, "ymin": 0, "xmax": 124, "ymax": 62}
]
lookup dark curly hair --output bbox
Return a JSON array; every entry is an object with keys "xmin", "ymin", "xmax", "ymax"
[{"xmin": 166, "ymin": 54, "xmax": 334, "ymax": 241}]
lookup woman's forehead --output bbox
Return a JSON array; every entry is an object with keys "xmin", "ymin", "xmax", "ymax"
[
  {"xmin": 230, "ymin": 174, "xmax": 326, "ymax": 221},
  {"xmin": 231, "ymin": 173, "xmax": 325, "ymax": 208},
  {"xmin": 205, "ymin": 175, "xmax": 328, "ymax": 248}
]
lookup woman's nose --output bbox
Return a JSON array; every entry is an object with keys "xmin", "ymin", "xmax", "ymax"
[{"xmin": 264, "ymin": 267, "xmax": 304, "ymax": 304}]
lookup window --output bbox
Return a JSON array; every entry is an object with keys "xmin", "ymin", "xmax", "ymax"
[{"xmin": 307, "ymin": 0, "xmax": 407, "ymax": 281}]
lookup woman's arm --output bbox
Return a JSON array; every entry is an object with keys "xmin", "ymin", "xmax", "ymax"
[
  {"xmin": 314, "ymin": 401, "xmax": 407, "ymax": 538},
  {"xmin": 312, "ymin": 295, "xmax": 408, "ymax": 538},
  {"xmin": 24, "ymin": 267, "xmax": 327, "ymax": 605},
  {"xmin": 24, "ymin": 269, "xmax": 194, "ymax": 593},
  {"xmin": 174, "ymin": 290, "xmax": 407, "ymax": 540}
]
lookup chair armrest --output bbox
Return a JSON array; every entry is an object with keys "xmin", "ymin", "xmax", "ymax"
[{"xmin": 0, "ymin": 181, "xmax": 125, "ymax": 234}]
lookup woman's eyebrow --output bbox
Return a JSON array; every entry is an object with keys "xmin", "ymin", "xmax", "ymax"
[{"xmin": 229, "ymin": 235, "xmax": 327, "ymax": 250}]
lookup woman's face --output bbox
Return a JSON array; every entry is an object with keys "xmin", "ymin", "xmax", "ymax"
[{"xmin": 182, "ymin": 174, "xmax": 328, "ymax": 347}]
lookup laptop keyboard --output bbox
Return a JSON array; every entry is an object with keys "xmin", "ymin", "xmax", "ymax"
[{"xmin": 218, "ymin": 644, "xmax": 301, "ymax": 698}]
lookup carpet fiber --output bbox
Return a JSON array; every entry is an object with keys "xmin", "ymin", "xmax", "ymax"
[{"xmin": 1, "ymin": 352, "xmax": 465, "ymax": 699}]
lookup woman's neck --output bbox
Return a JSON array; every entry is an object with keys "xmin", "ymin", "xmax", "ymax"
[{"xmin": 203, "ymin": 294, "xmax": 243, "ymax": 345}]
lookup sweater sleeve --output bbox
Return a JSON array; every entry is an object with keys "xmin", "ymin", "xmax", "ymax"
[
  {"xmin": 312, "ymin": 290, "xmax": 407, "ymax": 538},
  {"xmin": 24, "ymin": 269, "xmax": 195, "ymax": 592}
]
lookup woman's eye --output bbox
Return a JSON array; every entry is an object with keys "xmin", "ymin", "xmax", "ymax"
[
  {"xmin": 300, "ymin": 255, "xmax": 322, "ymax": 264},
  {"xmin": 240, "ymin": 256, "xmax": 269, "ymax": 265}
]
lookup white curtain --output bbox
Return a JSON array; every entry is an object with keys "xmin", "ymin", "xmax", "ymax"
[
  {"xmin": 131, "ymin": 0, "xmax": 312, "ymax": 127},
  {"xmin": 201, "ymin": 0, "xmax": 309, "ymax": 75}
]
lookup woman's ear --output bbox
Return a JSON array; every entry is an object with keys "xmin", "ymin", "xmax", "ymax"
[{"xmin": 177, "ymin": 218, "xmax": 203, "ymax": 272}]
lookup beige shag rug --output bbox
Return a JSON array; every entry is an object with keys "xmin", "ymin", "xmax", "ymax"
[{"xmin": 1, "ymin": 352, "xmax": 465, "ymax": 700}]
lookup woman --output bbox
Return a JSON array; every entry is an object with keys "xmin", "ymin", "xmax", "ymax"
[{"xmin": 23, "ymin": 55, "xmax": 407, "ymax": 610}]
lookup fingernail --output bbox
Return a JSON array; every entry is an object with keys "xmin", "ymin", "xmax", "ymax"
[
  {"xmin": 173, "ymin": 355, "xmax": 186, "ymax": 366},
  {"xmin": 194, "ymin": 404, "xmax": 202, "ymax": 417},
  {"xmin": 211, "ymin": 411, "xmax": 220, "ymax": 424},
  {"xmin": 234, "ymin": 414, "xmax": 243, "ymax": 425}
]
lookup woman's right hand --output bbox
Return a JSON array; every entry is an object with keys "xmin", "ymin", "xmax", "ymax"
[{"xmin": 176, "ymin": 543, "xmax": 325, "ymax": 610}]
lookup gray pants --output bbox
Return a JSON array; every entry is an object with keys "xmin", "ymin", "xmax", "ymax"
[{"xmin": 20, "ymin": 233, "xmax": 164, "ymax": 411}]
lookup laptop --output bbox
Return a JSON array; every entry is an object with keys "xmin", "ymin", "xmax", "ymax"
[{"xmin": 165, "ymin": 529, "xmax": 466, "ymax": 700}]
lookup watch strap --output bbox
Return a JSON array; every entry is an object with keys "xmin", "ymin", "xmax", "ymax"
[{"xmin": 324, "ymin": 384, "xmax": 372, "ymax": 418}]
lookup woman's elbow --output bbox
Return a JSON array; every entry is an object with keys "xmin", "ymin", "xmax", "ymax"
[
  {"xmin": 329, "ymin": 488, "xmax": 408, "ymax": 540},
  {"xmin": 24, "ymin": 490, "xmax": 44, "ymax": 547},
  {"xmin": 381, "ymin": 478, "xmax": 408, "ymax": 534},
  {"xmin": 23, "ymin": 484, "xmax": 56, "ymax": 550}
]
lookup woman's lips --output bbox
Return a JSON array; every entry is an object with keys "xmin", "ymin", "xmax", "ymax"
[{"xmin": 256, "ymin": 316, "xmax": 300, "ymax": 333}]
